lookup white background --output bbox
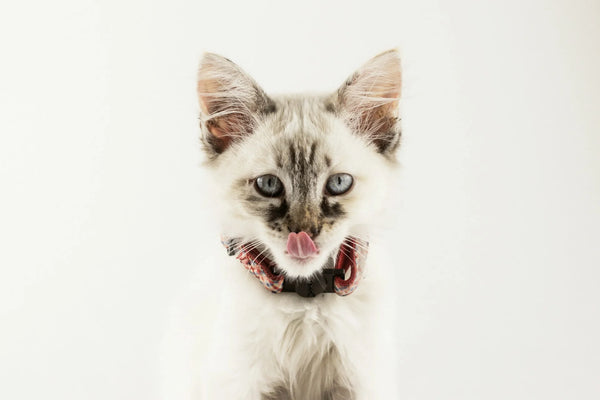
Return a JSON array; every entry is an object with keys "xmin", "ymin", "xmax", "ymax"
[{"xmin": 1, "ymin": 0, "xmax": 599, "ymax": 399}]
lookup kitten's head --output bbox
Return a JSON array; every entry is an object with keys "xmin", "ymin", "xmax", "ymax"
[{"xmin": 197, "ymin": 51, "xmax": 401, "ymax": 279}]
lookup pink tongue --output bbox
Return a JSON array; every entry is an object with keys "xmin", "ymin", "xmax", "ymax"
[{"xmin": 286, "ymin": 231, "xmax": 318, "ymax": 259}]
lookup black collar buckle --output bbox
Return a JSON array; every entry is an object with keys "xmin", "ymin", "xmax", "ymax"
[{"xmin": 281, "ymin": 268, "xmax": 345, "ymax": 298}]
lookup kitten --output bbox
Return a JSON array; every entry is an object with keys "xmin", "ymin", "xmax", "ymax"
[{"xmin": 162, "ymin": 50, "xmax": 402, "ymax": 400}]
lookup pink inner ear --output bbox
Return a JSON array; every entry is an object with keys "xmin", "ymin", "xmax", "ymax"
[
  {"xmin": 197, "ymin": 70, "xmax": 256, "ymax": 144},
  {"xmin": 197, "ymin": 78, "xmax": 219, "ymax": 115},
  {"xmin": 382, "ymin": 89, "xmax": 400, "ymax": 100},
  {"xmin": 206, "ymin": 112, "xmax": 253, "ymax": 141},
  {"xmin": 206, "ymin": 118, "xmax": 228, "ymax": 139}
]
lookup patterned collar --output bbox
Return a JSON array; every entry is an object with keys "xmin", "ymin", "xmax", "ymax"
[{"xmin": 221, "ymin": 236, "xmax": 367, "ymax": 297}]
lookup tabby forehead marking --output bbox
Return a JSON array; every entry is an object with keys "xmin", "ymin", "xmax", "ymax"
[
  {"xmin": 234, "ymin": 97, "xmax": 354, "ymax": 236},
  {"xmin": 286, "ymin": 139, "xmax": 321, "ymax": 196},
  {"xmin": 239, "ymin": 145, "xmax": 347, "ymax": 236}
]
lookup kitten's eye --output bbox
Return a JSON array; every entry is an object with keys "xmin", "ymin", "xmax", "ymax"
[
  {"xmin": 325, "ymin": 173, "xmax": 353, "ymax": 196},
  {"xmin": 255, "ymin": 174, "xmax": 284, "ymax": 197}
]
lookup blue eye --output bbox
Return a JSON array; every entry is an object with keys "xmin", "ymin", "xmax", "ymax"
[
  {"xmin": 326, "ymin": 173, "xmax": 353, "ymax": 195},
  {"xmin": 255, "ymin": 174, "xmax": 284, "ymax": 197}
]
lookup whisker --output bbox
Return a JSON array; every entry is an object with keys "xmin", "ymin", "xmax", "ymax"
[
  {"xmin": 255, "ymin": 248, "xmax": 272, "ymax": 266},
  {"xmin": 346, "ymin": 238, "xmax": 369, "ymax": 254}
]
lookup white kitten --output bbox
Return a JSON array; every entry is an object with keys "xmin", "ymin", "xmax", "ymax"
[{"xmin": 162, "ymin": 50, "xmax": 402, "ymax": 400}]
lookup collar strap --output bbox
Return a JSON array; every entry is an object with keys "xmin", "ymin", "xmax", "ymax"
[{"xmin": 221, "ymin": 236, "xmax": 366, "ymax": 297}]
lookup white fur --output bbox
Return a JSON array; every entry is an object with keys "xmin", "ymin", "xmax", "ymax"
[
  {"xmin": 161, "ymin": 127, "xmax": 400, "ymax": 398},
  {"xmin": 162, "ymin": 51, "xmax": 402, "ymax": 399},
  {"xmin": 162, "ymin": 241, "xmax": 400, "ymax": 400}
]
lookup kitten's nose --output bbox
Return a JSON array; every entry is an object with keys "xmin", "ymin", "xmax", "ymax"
[{"xmin": 287, "ymin": 225, "xmax": 321, "ymax": 238}]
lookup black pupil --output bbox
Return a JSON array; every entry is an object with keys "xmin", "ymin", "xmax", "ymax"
[
  {"xmin": 327, "ymin": 173, "xmax": 352, "ymax": 195},
  {"xmin": 257, "ymin": 175, "xmax": 281, "ymax": 197}
]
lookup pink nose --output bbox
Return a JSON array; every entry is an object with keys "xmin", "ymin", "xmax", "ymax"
[{"xmin": 286, "ymin": 231, "xmax": 319, "ymax": 259}]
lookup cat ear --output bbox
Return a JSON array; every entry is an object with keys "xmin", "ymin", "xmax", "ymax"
[
  {"xmin": 333, "ymin": 49, "xmax": 402, "ymax": 154},
  {"xmin": 197, "ymin": 53, "xmax": 275, "ymax": 156}
]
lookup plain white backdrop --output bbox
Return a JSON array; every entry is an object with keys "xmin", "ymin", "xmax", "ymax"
[{"xmin": 1, "ymin": 0, "xmax": 599, "ymax": 399}]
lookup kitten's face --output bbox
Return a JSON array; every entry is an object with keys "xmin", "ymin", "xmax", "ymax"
[{"xmin": 198, "ymin": 51, "xmax": 401, "ymax": 279}]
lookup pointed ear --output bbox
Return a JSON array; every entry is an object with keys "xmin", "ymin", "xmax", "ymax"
[
  {"xmin": 197, "ymin": 53, "xmax": 275, "ymax": 157},
  {"xmin": 333, "ymin": 49, "xmax": 402, "ymax": 154}
]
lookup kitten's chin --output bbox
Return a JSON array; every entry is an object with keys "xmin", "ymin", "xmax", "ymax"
[{"xmin": 271, "ymin": 249, "xmax": 334, "ymax": 279}]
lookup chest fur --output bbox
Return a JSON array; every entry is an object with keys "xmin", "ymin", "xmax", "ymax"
[
  {"xmin": 213, "ymin": 256, "xmax": 378, "ymax": 399},
  {"xmin": 259, "ymin": 312, "xmax": 357, "ymax": 400}
]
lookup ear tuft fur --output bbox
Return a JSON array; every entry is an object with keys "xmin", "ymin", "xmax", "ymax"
[
  {"xmin": 335, "ymin": 49, "xmax": 402, "ymax": 154},
  {"xmin": 197, "ymin": 53, "xmax": 274, "ymax": 156}
]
